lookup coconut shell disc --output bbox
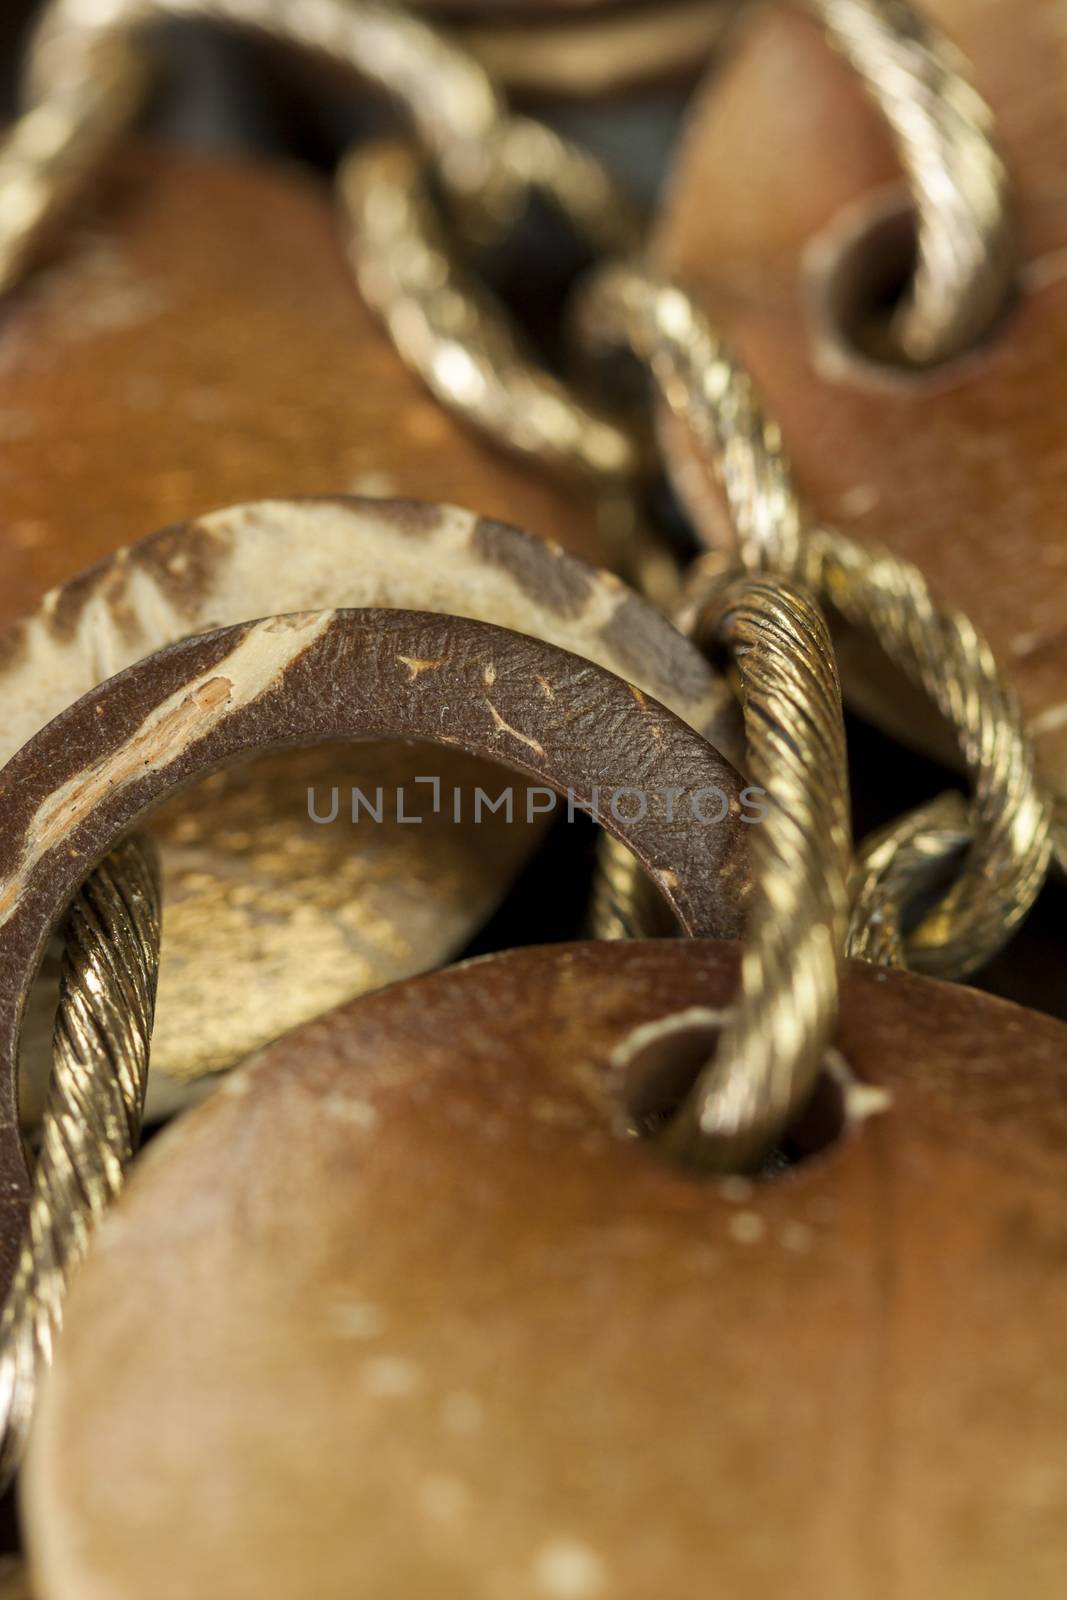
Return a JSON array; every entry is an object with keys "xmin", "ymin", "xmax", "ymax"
[
  {"xmin": 655, "ymin": 0, "xmax": 1067, "ymax": 798},
  {"xmin": 0, "ymin": 143, "xmax": 610, "ymax": 610},
  {"xmin": 24, "ymin": 941, "xmax": 1067, "ymax": 1598},
  {"xmin": 1, "ymin": 143, "xmax": 731, "ymax": 1107},
  {"xmin": 2, "ymin": 500, "xmax": 739, "ymax": 1114}
]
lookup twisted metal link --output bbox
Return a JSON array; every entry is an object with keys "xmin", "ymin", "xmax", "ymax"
[
  {"xmin": 6, "ymin": 0, "xmax": 517, "ymax": 292},
  {"xmin": 578, "ymin": 263, "xmax": 1052, "ymax": 977},
  {"xmin": 0, "ymin": 835, "xmax": 161, "ymax": 1486},
  {"xmin": 587, "ymin": 834, "xmax": 675, "ymax": 942},
  {"xmin": 0, "ymin": 27, "xmax": 146, "ymax": 297},
  {"xmin": 848, "ymin": 789, "xmax": 970, "ymax": 967},
  {"xmin": 340, "ymin": 141, "xmax": 641, "ymax": 483},
  {"xmin": 1054, "ymin": 802, "xmax": 1067, "ymax": 883},
  {"xmin": 657, "ymin": 576, "xmax": 850, "ymax": 1171},
  {"xmin": 803, "ymin": 0, "xmax": 1014, "ymax": 366}
]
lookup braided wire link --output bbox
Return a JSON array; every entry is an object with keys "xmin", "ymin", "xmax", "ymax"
[
  {"xmin": 0, "ymin": 27, "xmax": 146, "ymax": 297},
  {"xmin": 5, "ymin": 0, "xmax": 515, "ymax": 293},
  {"xmin": 658, "ymin": 577, "xmax": 851, "ymax": 1171},
  {"xmin": 0, "ymin": 835, "xmax": 161, "ymax": 1485},
  {"xmin": 803, "ymin": 0, "xmax": 1014, "ymax": 366},
  {"xmin": 577, "ymin": 264, "xmax": 1052, "ymax": 978},
  {"xmin": 1054, "ymin": 802, "xmax": 1067, "ymax": 882},
  {"xmin": 339, "ymin": 141, "xmax": 641, "ymax": 483},
  {"xmin": 848, "ymin": 790, "xmax": 970, "ymax": 967}
]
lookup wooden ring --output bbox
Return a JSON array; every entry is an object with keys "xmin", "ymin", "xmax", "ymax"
[{"xmin": 0, "ymin": 607, "xmax": 751, "ymax": 1294}]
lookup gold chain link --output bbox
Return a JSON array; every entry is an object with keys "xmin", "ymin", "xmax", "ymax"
[
  {"xmin": 663, "ymin": 575, "xmax": 851, "ymax": 1170},
  {"xmin": 0, "ymin": 2, "xmax": 1048, "ymax": 1209},
  {"xmin": 0, "ymin": 836, "xmax": 161, "ymax": 1485},
  {"xmin": 578, "ymin": 263, "xmax": 1052, "ymax": 980},
  {"xmin": 803, "ymin": 0, "xmax": 1014, "ymax": 366},
  {"xmin": 339, "ymin": 141, "xmax": 642, "ymax": 482}
]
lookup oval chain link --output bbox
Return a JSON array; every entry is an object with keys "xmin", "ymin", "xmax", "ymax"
[
  {"xmin": 803, "ymin": 0, "xmax": 1014, "ymax": 366},
  {"xmin": 339, "ymin": 141, "xmax": 641, "ymax": 482},
  {"xmin": 664, "ymin": 576, "xmax": 851, "ymax": 1171},
  {"xmin": 576, "ymin": 263, "xmax": 1052, "ymax": 980}
]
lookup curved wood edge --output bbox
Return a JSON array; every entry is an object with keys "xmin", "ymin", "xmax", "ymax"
[{"xmin": 0, "ymin": 607, "xmax": 753, "ymax": 1293}]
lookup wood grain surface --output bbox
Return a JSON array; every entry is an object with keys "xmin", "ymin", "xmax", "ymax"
[{"xmin": 23, "ymin": 939, "xmax": 1067, "ymax": 1599}]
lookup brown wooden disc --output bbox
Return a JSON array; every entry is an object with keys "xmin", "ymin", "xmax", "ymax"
[
  {"xmin": 24, "ymin": 940, "xmax": 1067, "ymax": 1598},
  {"xmin": 0, "ymin": 142, "xmax": 610, "ymax": 618},
  {"xmin": 4, "ymin": 499, "xmax": 739, "ymax": 1115},
  {"xmin": 655, "ymin": 0, "xmax": 1067, "ymax": 798},
  {"xmin": 0, "ymin": 610, "xmax": 751, "ymax": 1296},
  {"xmin": 0, "ymin": 142, "xmax": 652, "ymax": 1115}
]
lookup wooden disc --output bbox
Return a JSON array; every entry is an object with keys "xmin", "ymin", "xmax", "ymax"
[
  {"xmin": 5, "ymin": 500, "xmax": 738, "ymax": 1115},
  {"xmin": 655, "ymin": 0, "xmax": 1067, "ymax": 797},
  {"xmin": 24, "ymin": 941, "xmax": 1067, "ymax": 1597},
  {"xmin": 0, "ymin": 609, "xmax": 750, "ymax": 1293},
  {"xmin": 0, "ymin": 141, "xmax": 644, "ymax": 1114},
  {"xmin": 0, "ymin": 143, "xmax": 609, "ymax": 614}
]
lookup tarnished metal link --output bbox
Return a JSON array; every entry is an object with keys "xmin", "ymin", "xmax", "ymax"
[
  {"xmin": 803, "ymin": 0, "xmax": 1014, "ymax": 366},
  {"xmin": 578, "ymin": 263, "xmax": 1052, "ymax": 977},
  {"xmin": 657, "ymin": 576, "xmax": 851, "ymax": 1171},
  {"xmin": 340, "ymin": 140, "xmax": 641, "ymax": 483},
  {"xmin": 0, "ymin": 836, "xmax": 160, "ymax": 1486}
]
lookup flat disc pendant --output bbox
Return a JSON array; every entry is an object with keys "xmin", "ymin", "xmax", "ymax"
[
  {"xmin": 654, "ymin": 0, "xmax": 1067, "ymax": 799},
  {"xmin": 24, "ymin": 941, "xmax": 1067, "ymax": 1597}
]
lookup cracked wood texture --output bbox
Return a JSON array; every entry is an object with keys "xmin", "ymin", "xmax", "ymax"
[
  {"xmin": 23, "ymin": 940, "xmax": 1067, "ymax": 1600},
  {"xmin": 655, "ymin": 0, "xmax": 1067, "ymax": 799},
  {"xmin": 0, "ymin": 610, "xmax": 751, "ymax": 1300},
  {"xmin": 2, "ymin": 499, "xmax": 739, "ymax": 1113}
]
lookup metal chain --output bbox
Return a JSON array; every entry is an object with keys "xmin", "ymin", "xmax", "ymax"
[
  {"xmin": 848, "ymin": 791, "xmax": 971, "ymax": 968},
  {"xmin": 802, "ymin": 0, "xmax": 1014, "ymax": 366},
  {"xmin": 0, "ymin": 836, "xmax": 161, "ymax": 1486},
  {"xmin": 0, "ymin": 0, "xmax": 1044, "ymax": 1179},
  {"xmin": 8, "ymin": 0, "xmax": 508, "ymax": 288},
  {"xmin": 0, "ymin": 26, "xmax": 146, "ymax": 297},
  {"xmin": 339, "ymin": 141, "xmax": 641, "ymax": 482},
  {"xmin": 661, "ymin": 576, "xmax": 851, "ymax": 1170},
  {"xmin": 578, "ymin": 263, "xmax": 1052, "ymax": 981}
]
